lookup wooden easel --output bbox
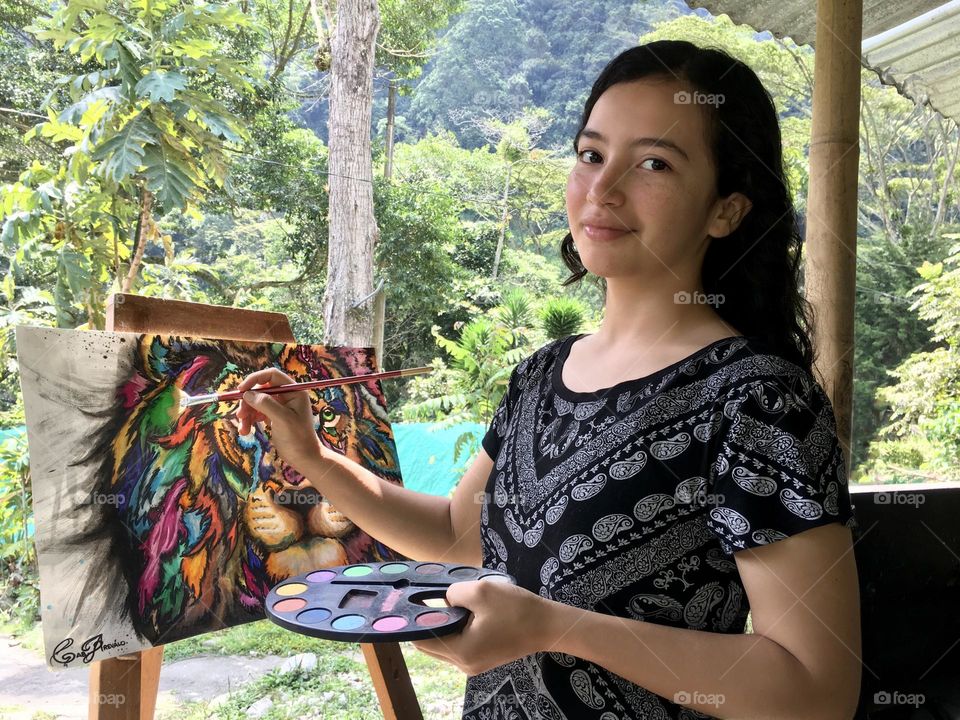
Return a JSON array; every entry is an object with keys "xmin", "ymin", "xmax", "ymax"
[{"xmin": 89, "ymin": 293, "xmax": 422, "ymax": 719}]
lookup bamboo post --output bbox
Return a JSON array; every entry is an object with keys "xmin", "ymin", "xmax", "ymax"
[{"xmin": 804, "ymin": 0, "xmax": 863, "ymax": 473}]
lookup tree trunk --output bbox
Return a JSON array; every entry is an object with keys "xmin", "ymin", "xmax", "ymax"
[
  {"xmin": 492, "ymin": 163, "xmax": 512, "ymax": 280},
  {"xmin": 121, "ymin": 187, "xmax": 153, "ymax": 294},
  {"xmin": 323, "ymin": 0, "xmax": 381, "ymax": 347},
  {"xmin": 384, "ymin": 78, "xmax": 396, "ymax": 181}
]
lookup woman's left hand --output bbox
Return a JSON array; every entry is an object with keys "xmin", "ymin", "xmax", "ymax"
[{"xmin": 411, "ymin": 578, "xmax": 559, "ymax": 675}]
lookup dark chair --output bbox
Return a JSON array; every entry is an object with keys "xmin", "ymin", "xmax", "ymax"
[{"xmin": 851, "ymin": 484, "xmax": 960, "ymax": 720}]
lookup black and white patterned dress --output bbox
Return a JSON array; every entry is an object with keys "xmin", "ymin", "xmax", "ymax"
[{"xmin": 462, "ymin": 333, "xmax": 858, "ymax": 720}]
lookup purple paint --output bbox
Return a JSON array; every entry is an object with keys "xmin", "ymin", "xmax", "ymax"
[{"xmin": 306, "ymin": 570, "xmax": 336, "ymax": 583}]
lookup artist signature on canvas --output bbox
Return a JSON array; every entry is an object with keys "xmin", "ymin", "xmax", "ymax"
[{"xmin": 50, "ymin": 634, "xmax": 128, "ymax": 666}]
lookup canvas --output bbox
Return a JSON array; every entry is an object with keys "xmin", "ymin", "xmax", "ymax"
[{"xmin": 15, "ymin": 326, "xmax": 404, "ymax": 668}]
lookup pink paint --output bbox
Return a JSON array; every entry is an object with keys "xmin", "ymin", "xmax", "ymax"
[
  {"xmin": 118, "ymin": 373, "xmax": 149, "ymax": 409},
  {"xmin": 177, "ymin": 356, "xmax": 210, "ymax": 388},
  {"xmin": 138, "ymin": 478, "xmax": 187, "ymax": 613},
  {"xmin": 372, "ymin": 615, "xmax": 408, "ymax": 632},
  {"xmin": 381, "ymin": 589, "xmax": 402, "ymax": 613}
]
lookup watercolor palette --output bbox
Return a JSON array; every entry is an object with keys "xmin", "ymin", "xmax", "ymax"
[{"xmin": 265, "ymin": 561, "xmax": 516, "ymax": 642}]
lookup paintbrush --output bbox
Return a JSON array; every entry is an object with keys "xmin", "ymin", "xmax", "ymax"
[{"xmin": 177, "ymin": 366, "xmax": 434, "ymax": 410}]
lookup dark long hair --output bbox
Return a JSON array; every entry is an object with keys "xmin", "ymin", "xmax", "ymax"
[{"xmin": 561, "ymin": 40, "xmax": 814, "ymax": 371}]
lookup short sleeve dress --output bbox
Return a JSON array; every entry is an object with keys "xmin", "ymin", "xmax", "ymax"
[{"xmin": 462, "ymin": 333, "xmax": 858, "ymax": 720}]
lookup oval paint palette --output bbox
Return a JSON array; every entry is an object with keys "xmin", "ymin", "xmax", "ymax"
[{"xmin": 265, "ymin": 562, "xmax": 516, "ymax": 642}]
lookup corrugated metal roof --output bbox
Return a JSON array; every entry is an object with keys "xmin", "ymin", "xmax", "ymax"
[{"xmin": 687, "ymin": 0, "xmax": 960, "ymax": 123}]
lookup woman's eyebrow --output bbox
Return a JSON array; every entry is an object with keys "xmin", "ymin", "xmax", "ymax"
[{"xmin": 579, "ymin": 128, "xmax": 689, "ymax": 161}]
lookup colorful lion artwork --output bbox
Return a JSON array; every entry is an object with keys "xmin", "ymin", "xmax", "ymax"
[{"xmin": 15, "ymin": 326, "xmax": 405, "ymax": 668}]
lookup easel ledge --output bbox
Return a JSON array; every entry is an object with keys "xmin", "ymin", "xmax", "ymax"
[{"xmin": 89, "ymin": 292, "xmax": 422, "ymax": 720}]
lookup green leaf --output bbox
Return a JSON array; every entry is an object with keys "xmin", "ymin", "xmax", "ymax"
[
  {"xmin": 176, "ymin": 91, "xmax": 246, "ymax": 142},
  {"xmin": 135, "ymin": 70, "xmax": 187, "ymax": 103},
  {"xmin": 59, "ymin": 246, "xmax": 92, "ymax": 297},
  {"xmin": 115, "ymin": 42, "xmax": 142, "ymax": 101},
  {"xmin": 59, "ymin": 86, "xmax": 120, "ymax": 125},
  {"xmin": 92, "ymin": 114, "xmax": 158, "ymax": 183},
  {"xmin": 143, "ymin": 139, "xmax": 196, "ymax": 210}
]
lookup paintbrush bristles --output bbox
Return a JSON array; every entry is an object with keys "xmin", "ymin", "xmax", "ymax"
[{"xmin": 180, "ymin": 391, "xmax": 220, "ymax": 409}]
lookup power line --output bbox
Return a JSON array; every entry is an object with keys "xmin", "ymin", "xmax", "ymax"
[
  {"xmin": 855, "ymin": 284, "xmax": 917, "ymax": 304},
  {"xmin": 224, "ymin": 147, "xmax": 568, "ymax": 215}
]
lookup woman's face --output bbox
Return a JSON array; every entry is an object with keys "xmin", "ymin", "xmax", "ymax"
[{"xmin": 566, "ymin": 78, "xmax": 737, "ymax": 285}]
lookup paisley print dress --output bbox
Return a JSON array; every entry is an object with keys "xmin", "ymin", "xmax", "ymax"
[{"xmin": 461, "ymin": 333, "xmax": 858, "ymax": 720}]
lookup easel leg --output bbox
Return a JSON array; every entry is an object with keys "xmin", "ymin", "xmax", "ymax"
[
  {"xmin": 89, "ymin": 646, "xmax": 164, "ymax": 720},
  {"xmin": 361, "ymin": 642, "xmax": 423, "ymax": 720}
]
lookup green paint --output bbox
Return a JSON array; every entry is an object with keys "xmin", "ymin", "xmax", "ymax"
[{"xmin": 343, "ymin": 565, "xmax": 372, "ymax": 577}]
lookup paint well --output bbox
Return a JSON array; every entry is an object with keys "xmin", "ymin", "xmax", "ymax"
[
  {"xmin": 297, "ymin": 607, "xmax": 332, "ymax": 624},
  {"xmin": 306, "ymin": 570, "xmax": 336, "ymax": 583},
  {"xmin": 422, "ymin": 597, "xmax": 449, "ymax": 608},
  {"xmin": 372, "ymin": 615, "xmax": 408, "ymax": 632},
  {"xmin": 331, "ymin": 614, "xmax": 366, "ymax": 630},
  {"xmin": 273, "ymin": 598, "xmax": 307, "ymax": 613},
  {"xmin": 339, "ymin": 589, "xmax": 377, "ymax": 609},
  {"xmin": 343, "ymin": 565, "xmax": 373, "ymax": 577},
  {"xmin": 415, "ymin": 563, "xmax": 444, "ymax": 574},
  {"xmin": 479, "ymin": 574, "xmax": 511, "ymax": 583},
  {"xmin": 276, "ymin": 582, "xmax": 307, "ymax": 596},
  {"xmin": 448, "ymin": 566, "xmax": 477, "ymax": 578},
  {"xmin": 380, "ymin": 562, "xmax": 408, "ymax": 574},
  {"xmin": 416, "ymin": 611, "xmax": 449, "ymax": 627}
]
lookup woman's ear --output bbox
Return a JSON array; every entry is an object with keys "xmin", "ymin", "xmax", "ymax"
[{"xmin": 708, "ymin": 192, "xmax": 753, "ymax": 239}]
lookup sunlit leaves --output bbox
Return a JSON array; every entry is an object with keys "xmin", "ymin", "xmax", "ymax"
[
  {"xmin": 7, "ymin": 0, "xmax": 257, "ymax": 328},
  {"xmin": 135, "ymin": 70, "xmax": 188, "ymax": 103}
]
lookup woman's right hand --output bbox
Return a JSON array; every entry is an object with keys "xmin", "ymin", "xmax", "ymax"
[{"xmin": 236, "ymin": 368, "xmax": 324, "ymax": 474}]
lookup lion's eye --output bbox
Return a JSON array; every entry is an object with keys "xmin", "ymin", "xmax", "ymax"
[{"xmin": 322, "ymin": 408, "xmax": 336, "ymax": 421}]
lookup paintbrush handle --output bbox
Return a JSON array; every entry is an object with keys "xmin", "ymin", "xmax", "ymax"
[{"xmin": 216, "ymin": 365, "xmax": 434, "ymax": 403}]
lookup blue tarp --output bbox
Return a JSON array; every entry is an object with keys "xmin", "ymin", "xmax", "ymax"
[
  {"xmin": 0, "ymin": 426, "xmax": 25, "ymax": 440},
  {"xmin": 392, "ymin": 422, "xmax": 486, "ymax": 497}
]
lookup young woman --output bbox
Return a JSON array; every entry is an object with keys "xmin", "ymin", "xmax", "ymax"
[{"xmin": 238, "ymin": 40, "xmax": 861, "ymax": 720}]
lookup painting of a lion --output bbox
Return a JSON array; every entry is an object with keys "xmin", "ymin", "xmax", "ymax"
[{"xmin": 16, "ymin": 327, "xmax": 404, "ymax": 667}]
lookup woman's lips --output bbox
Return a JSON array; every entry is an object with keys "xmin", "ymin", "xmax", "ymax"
[{"xmin": 583, "ymin": 224, "xmax": 633, "ymax": 240}]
